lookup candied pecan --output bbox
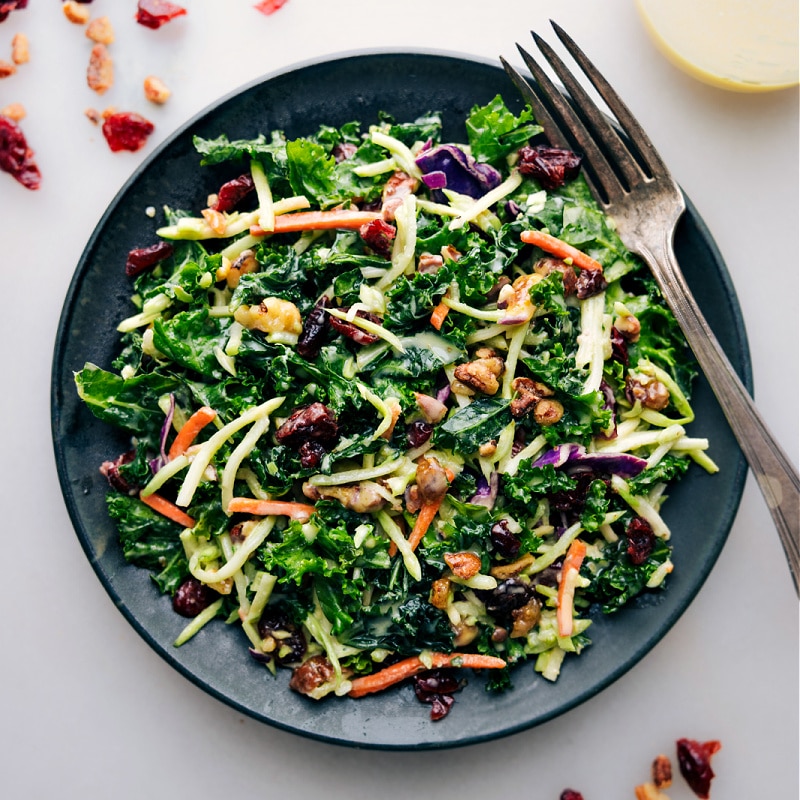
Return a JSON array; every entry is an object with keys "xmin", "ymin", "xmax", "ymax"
[
  {"xmin": 0, "ymin": 102, "xmax": 24, "ymax": 121},
  {"xmin": 634, "ymin": 784, "xmax": 668, "ymax": 800},
  {"xmin": 11, "ymin": 32, "xmax": 28, "ymax": 64},
  {"xmin": 510, "ymin": 597, "xmax": 541, "ymax": 638},
  {"xmin": 276, "ymin": 402, "xmax": 339, "ymax": 448},
  {"xmin": 63, "ymin": 1, "xmax": 91, "ymax": 24},
  {"xmin": 626, "ymin": 375, "xmax": 671, "ymax": 411},
  {"xmin": 626, "ymin": 517, "xmax": 656, "ymax": 565},
  {"xmin": 497, "ymin": 272, "xmax": 541, "ymax": 324},
  {"xmin": 510, "ymin": 376, "xmax": 553, "ymax": 419},
  {"xmin": 302, "ymin": 481, "xmax": 386, "ymax": 514},
  {"xmin": 359, "ymin": 217, "xmax": 396, "ymax": 258},
  {"xmin": 444, "ymin": 551, "xmax": 482, "ymax": 580},
  {"xmin": 289, "ymin": 655, "xmax": 335, "ymax": 698},
  {"xmin": 533, "ymin": 398, "xmax": 564, "ymax": 426},
  {"xmin": 429, "ymin": 577, "xmax": 451, "ymax": 609},
  {"xmin": 614, "ymin": 309, "xmax": 641, "ymax": 342},
  {"xmin": 0, "ymin": 59, "xmax": 15, "ymax": 78},
  {"xmin": 453, "ymin": 355, "xmax": 505, "ymax": 395},
  {"xmin": 485, "ymin": 274, "xmax": 511, "ymax": 304},
  {"xmin": 225, "ymin": 248, "xmax": 258, "ymax": 288},
  {"xmin": 87, "ymin": 44, "xmax": 113, "ymax": 95},
  {"xmin": 144, "ymin": 74, "xmax": 171, "ymax": 104},
  {"xmin": 652, "ymin": 753, "xmax": 673, "ymax": 789},
  {"xmin": 452, "ymin": 623, "xmax": 479, "ymax": 647},
  {"xmin": 86, "ymin": 16, "xmax": 114, "ymax": 44},
  {"xmin": 415, "ymin": 455, "xmax": 450, "ymax": 504},
  {"xmin": 328, "ymin": 308, "xmax": 382, "ymax": 345},
  {"xmin": 234, "ymin": 297, "xmax": 303, "ymax": 336},
  {"xmin": 404, "ymin": 484, "xmax": 422, "ymax": 514},
  {"xmin": 575, "ymin": 267, "xmax": 608, "ymax": 299},
  {"xmin": 534, "ymin": 256, "xmax": 577, "ymax": 295},
  {"xmin": 517, "ymin": 144, "xmax": 582, "ymax": 189}
]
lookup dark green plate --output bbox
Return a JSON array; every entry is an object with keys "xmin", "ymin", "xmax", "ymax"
[{"xmin": 51, "ymin": 51, "xmax": 750, "ymax": 750}]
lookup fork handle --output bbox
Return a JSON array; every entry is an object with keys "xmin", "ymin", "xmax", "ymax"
[{"xmin": 640, "ymin": 232, "xmax": 800, "ymax": 595}]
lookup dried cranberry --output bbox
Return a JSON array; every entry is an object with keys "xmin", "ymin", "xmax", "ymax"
[
  {"xmin": 254, "ymin": 0, "xmax": 289, "ymax": 16},
  {"xmin": 482, "ymin": 578, "xmax": 534, "ymax": 618},
  {"xmin": 490, "ymin": 519, "xmax": 521, "ymax": 559},
  {"xmin": 102, "ymin": 112, "xmax": 154, "ymax": 153},
  {"xmin": 275, "ymin": 402, "xmax": 339, "ymax": 448},
  {"xmin": 258, "ymin": 606, "xmax": 307, "ymax": 665},
  {"xmin": 0, "ymin": 116, "xmax": 41, "ymax": 190},
  {"xmin": 407, "ymin": 420, "xmax": 434, "ymax": 448},
  {"xmin": 560, "ymin": 791, "xmax": 585, "ymax": 800},
  {"xmin": 212, "ymin": 173, "xmax": 255, "ymax": 213},
  {"xmin": 575, "ymin": 268, "xmax": 608, "ymax": 299},
  {"xmin": 518, "ymin": 144, "xmax": 582, "ymax": 189},
  {"xmin": 0, "ymin": 1, "xmax": 27, "ymax": 24},
  {"xmin": 135, "ymin": 0, "xmax": 187, "ymax": 29},
  {"xmin": 298, "ymin": 440, "xmax": 326, "ymax": 469},
  {"xmin": 610, "ymin": 326, "xmax": 629, "ymax": 365},
  {"xmin": 172, "ymin": 577, "xmax": 215, "ymax": 617},
  {"xmin": 677, "ymin": 738, "xmax": 721, "ymax": 799},
  {"xmin": 413, "ymin": 669, "xmax": 462, "ymax": 721},
  {"xmin": 297, "ymin": 296, "xmax": 332, "ymax": 360},
  {"xmin": 99, "ymin": 450, "xmax": 137, "ymax": 494},
  {"xmin": 125, "ymin": 241, "xmax": 174, "ymax": 277},
  {"xmin": 626, "ymin": 516, "xmax": 656, "ymax": 565},
  {"xmin": 359, "ymin": 218, "xmax": 396, "ymax": 258},
  {"xmin": 329, "ymin": 308, "xmax": 382, "ymax": 345}
]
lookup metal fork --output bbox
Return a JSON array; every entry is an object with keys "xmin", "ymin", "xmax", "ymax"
[{"xmin": 501, "ymin": 22, "xmax": 800, "ymax": 594}]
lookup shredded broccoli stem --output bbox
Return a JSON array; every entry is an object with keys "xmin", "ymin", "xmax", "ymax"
[
  {"xmin": 174, "ymin": 599, "xmax": 223, "ymax": 646},
  {"xmin": 189, "ymin": 517, "xmax": 275, "ymax": 584},
  {"xmin": 249, "ymin": 158, "xmax": 275, "ymax": 233},
  {"xmin": 220, "ymin": 415, "xmax": 272, "ymax": 515}
]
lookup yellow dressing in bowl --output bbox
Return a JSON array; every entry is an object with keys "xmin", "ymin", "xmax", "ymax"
[{"xmin": 636, "ymin": 0, "xmax": 799, "ymax": 92}]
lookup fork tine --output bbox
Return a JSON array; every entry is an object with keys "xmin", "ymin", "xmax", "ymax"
[
  {"xmin": 499, "ymin": 56, "xmax": 570, "ymax": 151},
  {"xmin": 515, "ymin": 42, "xmax": 622, "ymax": 205},
  {"xmin": 530, "ymin": 31, "xmax": 644, "ymax": 191},
  {"xmin": 550, "ymin": 20, "xmax": 670, "ymax": 180}
]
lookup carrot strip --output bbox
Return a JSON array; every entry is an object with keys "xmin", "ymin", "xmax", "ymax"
[
  {"xmin": 557, "ymin": 538, "xmax": 587, "ymax": 637},
  {"xmin": 227, "ymin": 497, "xmax": 317, "ymax": 521},
  {"xmin": 407, "ymin": 498, "xmax": 444, "ymax": 553},
  {"xmin": 348, "ymin": 652, "xmax": 507, "ymax": 698},
  {"xmin": 250, "ymin": 209, "xmax": 381, "ymax": 236},
  {"xmin": 520, "ymin": 229, "xmax": 603, "ymax": 272},
  {"xmin": 168, "ymin": 406, "xmax": 217, "ymax": 460},
  {"xmin": 140, "ymin": 491, "xmax": 197, "ymax": 528},
  {"xmin": 430, "ymin": 298, "xmax": 450, "ymax": 330}
]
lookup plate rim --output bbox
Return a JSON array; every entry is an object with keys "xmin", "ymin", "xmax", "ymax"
[{"xmin": 50, "ymin": 48, "xmax": 752, "ymax": 750}]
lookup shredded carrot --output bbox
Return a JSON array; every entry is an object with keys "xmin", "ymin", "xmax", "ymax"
[
  {"xmin": 520, "ymin": 229, "xmax": 603, "ymax": 272},
  {"xmin": 429, "ymin": 297, "xmax": 450, "ymax": 330},
  {"xmin": 227, "ymin": 497, "xmax": 317, "ymax": 521},
  {"xmin": 140, "ymin": 491, "xmax": 196, "ymax": 528},
  {"xmin": 250, "ymin": 209, "xmax": 381, "ymax": 236},
  {"xmin": 168, "ymin": 406, "xmax": 217, "ymax": 460},
  {"xmin": 348, "ymin": 652, "xmax": 507, "ymax": 698},
  {"xmin": 557, "ymin": 538, "xmax": 587, "ymax": 637},
  {"xmin": 406, "ymin": 467, "xmax": 454, "ymax": 553}
]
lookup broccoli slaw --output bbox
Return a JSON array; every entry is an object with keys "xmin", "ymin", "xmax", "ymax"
[{"xmin": 75, "ymin": 95, "xmax": 716, "ymax": 717}]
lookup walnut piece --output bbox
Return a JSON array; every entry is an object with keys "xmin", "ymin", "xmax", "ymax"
[
  {"xmin": 11, "ymin": 33, "xmax": 29, "ymax": 65},
  {"xmin": 443, "ymin": 551, "xmax": 482, "ymax": 580},
  {"xmin": 144, "ymin": 75, "xmax": 171, "ymax": 105},
  {"xmin": 87, "ymin": 44, "xmax": 113, "ymax": 95},
  {"xmin": 453, "ymin": 354, "xmax": 505, "ymax": 396},
  {"xmin": 86, "ymin": 16, "xmax": 115, "ymax": 45},
  {"xmin": 233, "ymin": 297, "xmax": 302, "ymax": 336},
  {"xmin": 63, "ymin": 1, "xmax": 91, "ymax": 24}
]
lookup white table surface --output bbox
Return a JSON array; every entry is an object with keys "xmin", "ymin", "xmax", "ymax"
[{"xmin": 1, "ymin": 1, "xmax": 797, "ymax": 797}]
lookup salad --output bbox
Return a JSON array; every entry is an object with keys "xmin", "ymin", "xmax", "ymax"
[{"xmin": 75, "ymin": 94, "xmax": 716, "ymax": 719}]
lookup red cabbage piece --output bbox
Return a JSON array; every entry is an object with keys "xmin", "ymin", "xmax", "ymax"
[
  {"xmin": 533, "ymin": 443, "xmax": 647, "ymax": 478},
  {"xmin": 415, "ymin": 144, "xmax": 501, "ymax": 200},
  {"xmin": 469, "ymin": 472, "xmax": 499, "ymax": 509}
]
